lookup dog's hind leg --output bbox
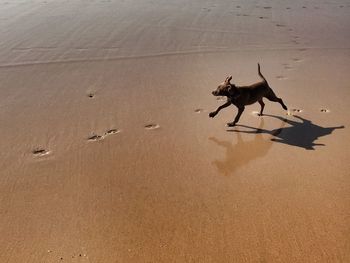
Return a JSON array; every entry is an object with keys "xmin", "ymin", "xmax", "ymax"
[
  {"xmin": 258, "ymin": 99, "xmax": 265, "ymax": 116},
  {"xmin": 265, "ymin": 91, "xmax": 287, "ymax": 110},
  {"xmin": 227, "ymin": 106, "xmax": 245, "ymax": 127}
]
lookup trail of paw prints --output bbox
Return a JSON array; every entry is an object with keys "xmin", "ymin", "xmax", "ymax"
[
  {"xmin": 286, "ymin": 108, "xmax": 303, "ymax": 115},
  {"xmin": 47, "ymin": 249, "xmax": 88, "ymax": 261},
  {"xmin": 236, "ymin": 13, "xmax": 250, "ymax": 17},
  {"xmin": 286, "ymin": 108, "xmax": 332, "ymax": 116},
  {"xmin": 87, "ymin": 129, "xmax": 121, "ymax": 142}
]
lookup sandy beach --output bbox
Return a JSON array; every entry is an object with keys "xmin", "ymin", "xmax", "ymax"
[{"xmin": 1, "ymin": 0, "xmax": 350, "ymax": 262}]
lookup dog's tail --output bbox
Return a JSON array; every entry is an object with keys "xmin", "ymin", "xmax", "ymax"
[{"xmin": 258, "ymin": 63, "xmax": 268, "ymax": 84}]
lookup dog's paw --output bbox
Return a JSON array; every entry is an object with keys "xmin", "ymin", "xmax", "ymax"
[
  {"xmin": 226, "ymin": 122, "xmax": 236, "ymax": 127},
  {"xmin": 209, "ymin": 112, "xmax": 216, "ymax": 118}
]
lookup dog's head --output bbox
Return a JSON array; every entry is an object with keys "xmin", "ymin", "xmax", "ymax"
[{"xmin": 212, "ymin": 76, "xmax": 236, "ymax": 97}]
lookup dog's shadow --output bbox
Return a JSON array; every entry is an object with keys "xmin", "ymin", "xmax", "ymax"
[
  {"xmin": 231, "ymin": 114, "xmax": 344, "ymax": 150},
  {"xmin": 209, "ymin": 115, "xmax": 344, "ymax": 176}
]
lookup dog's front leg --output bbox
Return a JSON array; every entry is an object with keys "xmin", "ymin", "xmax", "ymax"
[
  {"xmin": 209, "ymin": 101, "xmax": 231, "ymax": 118},
  {"xmin": 227, "ymin": 106, "xmax": 245, "ymax": 127}
]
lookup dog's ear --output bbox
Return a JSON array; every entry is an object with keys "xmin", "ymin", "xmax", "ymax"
[{"xmin": 225, "ymin": 76, "xmax": 232, "ymax": 83}]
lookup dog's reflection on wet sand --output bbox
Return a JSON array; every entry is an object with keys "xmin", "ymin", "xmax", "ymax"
[{"xmin": 209, "ymin": 118, "xmax": 279, "ymax": 176}]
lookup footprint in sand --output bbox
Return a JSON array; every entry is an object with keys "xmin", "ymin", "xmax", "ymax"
[
  {"xmin": 70, "ymin": 253, "xmax": 86, "ymax": 259},
  {"xmin": 276, "ymin": 75, "xmax": 287, "ymax": 80},
  {"xmin": 285, "ymin": 110, "xmax": 302, "ymax": 116},
  {"xmin": 144, "ymin": 124, "xmax": 160, "ymax": 130},
  {"xmin": 259, "ymin": 16, "xmax": 269, "ymax": 19},
  {"xmin": 32, "ymin": 148, "xmax": 50, "ymax": 157},
  {"xmin": 251, "ymin": 111, "xmax": 262, "ymax": 116},
  {"xmin": 320, "ymin": 109, "xmax": 330, "ymax": 113},
  {"xmin": 286, "ymin": 7, "xmax": 291, "ymax": 10},
  {"xmin": 88, "ymin": 129, "xmax": 121, "ymax": 141},
  {"xmin": 87, "ymin": 93, "xmax": 95, "ymax": 98},
  {"xmin": 302, "ymin": 6, "xmax": 307, "ymax": 9},
  {"xmin": 282, "ymin": 63, "xmax": 294, "ymax": 70},
  {"xmin": 216, "ymin": 96, "xmax": 226, "ymax": 101},
  {"xmin": 292, "ymin": 58, "xmax": 303, "ymax": 62},
  {"xmin": 87, "ymin": 134, "xmax": 103, "ymax": 141},
  {"xmin": 104, "ymin": 129, "xmax": 121, "ymax": 136},
  {"xmin": 236, "ymin": 6, "xmax": 241, "ymax": 8},
  {"xmin": 194, "ymin": 108, "xmax": 204, "ymax": 113},
  {"xmin": 275, "ymin": 23, "xmax": 286, "ymax": 27}
]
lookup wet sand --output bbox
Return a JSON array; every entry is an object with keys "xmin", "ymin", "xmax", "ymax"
[{"xmin": 0, "ymin": 0, "xmax": 350, "ymax": 262}]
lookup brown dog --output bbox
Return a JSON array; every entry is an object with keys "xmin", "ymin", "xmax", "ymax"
[{"xmin": 209, "ymin": 63, "xmax": 288, "ymax": 126}]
